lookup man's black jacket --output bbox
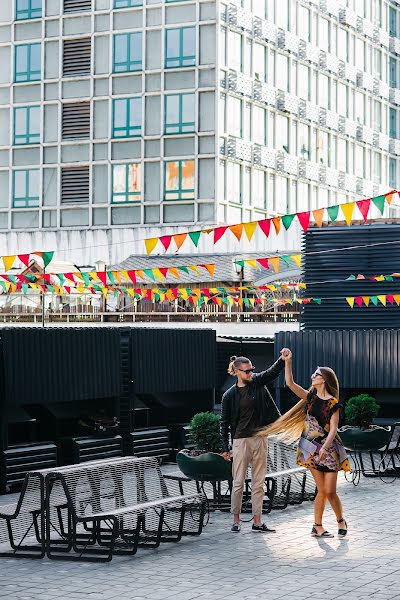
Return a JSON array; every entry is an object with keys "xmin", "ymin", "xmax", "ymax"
[{"xmin": 220, "ymin": 358, "xmax": 285, "ymax": 452}]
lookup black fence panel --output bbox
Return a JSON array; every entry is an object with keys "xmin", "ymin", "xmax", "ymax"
[
  {"xmin": 131, "ymin": 328, "xmax": 216, "ymax": 393},
  {"xmin": 301, "ymin": 224, "xmax": 400, "ymax": 329},
  {"xmin": 275, "ymin": 329, "xmax": 400, "ymax": 390}
]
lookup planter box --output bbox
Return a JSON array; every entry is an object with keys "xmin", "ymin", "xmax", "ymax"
[
  {"xmin": 176, "ymin": 450, "xmax": 232, "ymax": 482},
  {"xmin": 338, "ymin": 426, "xmax": 391, "ymax": 451}
]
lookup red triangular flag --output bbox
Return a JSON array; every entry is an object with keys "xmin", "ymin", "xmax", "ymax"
[
  {"xmin": 387, "ymin": 295, "xmax": 394, "ymax": 305},
  {"xmin": 159, "ymin": 235, "xmax": 172, "ymax": 251},
  {"xmin": 127, "ymin": 270, "xmax": 136, "ymax": 284},
  {"xmin": 355, "ymin": 297, "xmax": 363, "ymax": 307},
  {"xmin": 97, "ymin": 272, "xmax": 107, "ymax": 286},
  {"xmin": 297, "ymin": 211, "xmax": 311, "ymax": 233},
  {"xmin": 159, "ymin": 268, "xmax": 169, "ymax": 278},
  {"xmin": 18, "ymin": 254, "xmax": 31, "ymax": 267},
  {"xmin": 214, "ymin": 226, "xmax": 228, "ymax": 244},
  {"xmin": 65, "ymin": 286, "xmax": 71, "ymax": 294},
  {"xmin": 356, "ymin": 199, "xmax": 371, "ymax": 222},
  {"xmin": 257, "ymin": 258, "xmax": 270, "ymax": 269},
  {"xmin": 258, "ymin": 219, "xmax": 271, "ymax": 238}
]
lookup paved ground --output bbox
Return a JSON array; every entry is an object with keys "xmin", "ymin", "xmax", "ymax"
[{"xmin": 0, "ymin": 473, "xmax": 399, "ymax": 600}]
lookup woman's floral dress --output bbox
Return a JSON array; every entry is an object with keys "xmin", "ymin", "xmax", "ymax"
[{"xmin": 297, "ymin": 395, "xmax": 351, "ymax": 473}]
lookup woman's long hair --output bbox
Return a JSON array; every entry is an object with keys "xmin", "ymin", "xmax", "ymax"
[{"xmin": 256, "ymin": 366, "xmax": 339, "ymax": 443}]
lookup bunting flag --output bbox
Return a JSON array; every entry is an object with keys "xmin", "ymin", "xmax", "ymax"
[
  {"xmin": 143, "ymin": 190, "xmax": 398, "ymax": 254},
  {"xmin": 234, "ymin": 254, "xmax": 302, "ymax": 273}
]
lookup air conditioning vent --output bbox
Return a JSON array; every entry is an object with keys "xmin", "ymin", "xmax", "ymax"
[
  {"xmin": 63, "ymin": 38, "xmax": 91, "ymax": 77},
  {"xmin": 62, "ymin": 102, "xmax": 90, "ymax": 140},
  {"xmin": 61, "ymin": 167, "xmax": 90, "ymax": 204},
  {"xmin": 64, "ymin": 0, "xmax": 92, "ymax": 13}
]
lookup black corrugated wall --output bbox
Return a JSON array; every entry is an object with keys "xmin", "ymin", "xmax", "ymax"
[{"xmin": 301, "ymin": 224, "xmax": 400, "ymax": 329}]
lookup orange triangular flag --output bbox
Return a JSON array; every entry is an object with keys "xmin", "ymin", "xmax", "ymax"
[
  {"xmin": 169, "ymin": 267, "xmax": 180, "ymax": 279},
  {"xmin": 313, "ymin": 208, "xmax": 325, "ymax": 227},
  {"xmin": 173, "ymin": 233, "xmax": 188, "ymax": 251},
  {"xmin": 203, "ymin": 264, "xmax": 215, "ymax": 277},
  {"xmin": 216, "ymin": 297, "xmax": 223, "ymax": 306},
  {"xmin": 272, "ymin": 217, "xmax": 281, "ymax": 235},
  {"xmin": 229, "ymin": 224, "xmax": 243, "ymax": 241},
  {"xmin": 346, "ymin": 297, "xmax": 355, "ymax": 308},
  {"xmin": 145, "ymin": 238, "xmax": 158, "ymax": 255},
  {"xmin": 136, "ymin": 270, "xmax": 145, "ymax": 280},
  {"xmin": 385, "ymin": 191, "xmax": 396, "ymax": 205},
  {"xmin": 3, "ymin": 256, "xmax": 16, "ymax": 271},
  {"xmin": 243, "ymin": 222, "xmax": 257, "ymax": 241},
  {"xmin": 291, "ymin": 254, "xmax": 302, "ymax": 267},
  {"xmin": 362, "ymin": 296, "xmax": 370, "ymax": 306},
  {"xmin": 113, "ymin": 271, "xmax": 122, "ymax": 284},
  {"xmin": 269, "ymin": 257, "xmax": 280, "ymax": 273},
  {"xmin": 393, "ymin": 295, "xmax": 400, "ymax": 306},
  {"xmin": 341, "ymin": 202, "xmax": 355, "ymax": 225}
]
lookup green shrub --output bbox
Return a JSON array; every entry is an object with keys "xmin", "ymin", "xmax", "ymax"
[
  {"xmin": 188, "ymin": 412, "xmax": 221, "ymax": 452},
  {"xmin": 345, "ymin": 394, "xmax": 380, "ymax": 428}
]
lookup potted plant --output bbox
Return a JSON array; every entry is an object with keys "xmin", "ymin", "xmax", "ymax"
[
  {"xmin": 338, "ymin": 394, "xmax": 391, "ymax": 451},
  {"xmin": 176, "ymin": 412, "xmax": 232, "ymax": 481}
]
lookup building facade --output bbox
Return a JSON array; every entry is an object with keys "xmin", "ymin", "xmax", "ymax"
[{"xmin": 0, "ymin": 0, "xmax": 399, "ymax": 262}]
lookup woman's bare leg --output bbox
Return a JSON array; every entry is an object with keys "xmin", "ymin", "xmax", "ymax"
[
  {"xmin": 324, "ymin": 472, "xmax": 346, "ymax": 529},
  {"xmin": 310, "ymin": 469, "xmax": 328, "ymax": 535}
]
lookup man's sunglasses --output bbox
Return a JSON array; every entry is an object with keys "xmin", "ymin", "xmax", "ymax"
[{"xmin": 238, "ymin": 368, "xmax": 255, "ymax": 374}]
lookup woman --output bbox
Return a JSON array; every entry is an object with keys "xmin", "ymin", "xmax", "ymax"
[{"xmin": 257, "ymin": 349, "xmax": 350, "ymax": 538}]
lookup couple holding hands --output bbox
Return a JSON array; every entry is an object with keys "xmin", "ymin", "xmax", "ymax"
[{"xmin": 221, "ymin": 348, "xmax": 350, "ymax": 537}]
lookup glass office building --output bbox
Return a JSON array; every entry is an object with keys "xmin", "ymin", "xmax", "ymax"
[{"xmin": 0, "ymin": 0, "xmax": 399, "ymax": 241}]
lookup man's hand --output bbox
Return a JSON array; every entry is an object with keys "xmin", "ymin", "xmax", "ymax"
[
  {"xmin": 222, "ymin": 451, "xmax": 231, "ymax": 461},
  {"xmin": 280, "ymin": 348, "xmax": 292, "ymax": 361}
]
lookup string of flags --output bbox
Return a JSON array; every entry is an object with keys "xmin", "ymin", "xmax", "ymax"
[
  {"xmin": 346, "ymin": 294, "xmax": 400, "ymax": 308},
  {"xmin": 1, "ymin": 251, "xmax": 54, "ymax": 272},
  {"xmin": 347, "ymin": 273, "xmax": 400, "ymax": 282},
  {"xmin": 235, "ymin": 254, "xmax": 302, "ymax": 273},
  {"xmin": 144, "ymin": 190, "xmax": 398, "ymax": 254}
]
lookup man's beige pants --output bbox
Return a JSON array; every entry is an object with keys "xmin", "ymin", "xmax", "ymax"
[{"xmin": 231, "ymin": 437, "xmax": 268, "ymax": 517}]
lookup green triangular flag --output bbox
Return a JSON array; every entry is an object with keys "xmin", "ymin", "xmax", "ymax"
[
  {"xmin": 370, "ymin": 296, "xmax": 378, "ymax": 306},
  {"xmin": 107, "ymin": 271, "xmax": 116, "ymax": 285},
  {"xmin": 281, "ymin": 256, "xmax": 291, "ymax": 267},
  {"xmin": 189, "ymin": 231, "xmax": 201, "ymax": 247},
  {"xmin": 281, "ymin": 214, "xmax": 296, "ymax": 230},
  {"xmin": 25, "ymin": 273, "xmax": 36, "ymax": 282},
  {"xmin": 371, "ymin": 195, "xmax": 385, "ymax": 215},
  {"xmin": 46, "ymin": 285, "xmax": 55, "ymax": 293},
  {"xmin": 243, "ymin": 298, "xmax": 250, "ymax": 307},
  {"xmin": 144, "ymin": 269, "xmax": 155, "ymax": 281},
  {"xmin": 313, "ymin": 298, "xmax": 322, "ymax": 305},
  {"xmin": 22, "ymin": 284, "xmax": 29, "ymax": 295},
  {"xmin": 235, "ymin": 260, "xmax": 245, "ymax": 267},
  {"xmin": 197, "ymin": 297, "xmax": 204, "ymax": 305},
  {"xmin": 222, "ymin": 297, "xmax": 229, "ymax": 305},
  {"xmin": 93, "ymin": 284, "xmax": 101, "ymax": 292},
  {"xmin": 57, "ymin": 273, "xmax": 65, "ymax": 286},
  {"xmin": 43, "ymin": 251, "xmax": 54, "ymax": 268},
  {"xmin": 81, "ymin": 272, "xmax": 90, "ymax": 286},
  {"xmin": 385, "ymin": 275, "xmax": 393, "ymax": 282},
  {"xmin": 0, "ymin": 281, "xmax": 6, "ymax": 292},
  {"xmin": 178, "ymin": 266, "xmax": 189, "ymax": 274},
  {"xmin": 153, "ymin": 292, "xmax": 160, "ymax": 302},
  {"xmin": 327, "ymin": 205, "xmax": 339, "ymax": 222},
  {"xmin": 113, "ymin": 290, "xmax": 119, "ymax": 297},
  {"xmin": 346, "ymin": 275, "xmax": 356, "ymax": 280}
]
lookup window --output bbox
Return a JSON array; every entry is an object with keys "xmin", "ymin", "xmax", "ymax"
[
  {"xmin": 390, "ymin": 108, "xmax": 397, "ymax": 138},
  {"xmin": 165, "ymin": 27, "xmax": 196, "ymax": 68},
  {"xmin": 112, "ymin": 98, "xmax": 142, "ymax": 138},
  {"xmin": 16, "ymin": 0, "xmax": 42, "ymax": 20},
  {"xmin": 113, "ymin": 33, "xmax": 142, "ymax": 73},
  {"xmin": 61, "ymin": 167, "xmax": 90, "ymax": 204},
  {"xmin": 227, "ymin": 97, "xmax": 242, "ymax": 138},
  {"xmin": 338, "ymin": 28, "xmax": 348, "ymax": 62},
  {"xmin": 276, "ymin": 54, "xmax": 289, "ymax": 91},
  {"xmin": 253, "ymin": 105, "xmax": 266, "ymax": 146},
  {"xmin": 338, "ymin": 83, "xmax": 347, "ymax": 116},
  {"xmin": 164, "ymin": 160, "xmax": 195, "ymax": 200},
  {"xmin": 337, "ymin": 138, "xmax": 347, "ymax": 172},
  {"xmin": 390, "ymin": 7, "xmax": 397, "ymax": 37},
  {"xmin": 390, "ymin": 158, "xmax": 396, "ymax": 187},
  {"xmin": 253, "ymin": 43, "xmax": 266, "ymax": 82},
  {"xmin": 226, "ymin": 162, "xmax": 241, "ymax": 204},
  {"xmin": 298, "ymin": 5, "xmax": 310, "ymax": 41},
  {"xmin": 276, "ymin": 115, "xmax": 289, "ymax": 153},
  {"xmin": 112, "ymin": 164, "xmax": 141, "ymax": 203},
  {"xmin": 390, "ymin": 58, "xmax": 397, "ymax": 88},
  {"xmin": 228, "ymin": 30, "xmax": 242, "ymax": 73},
  {"xmin": 62, "ymin": 102, "xmax": 90, "ymax": 140},
  {"xmin": 298, "ymin": 64, "xmax": 310, "ymax": 100},
  {"xmin": 114, "ymin": 0, "xmax": 142, "ymax": 7},
  {"xmin": 298, "ymin": 123, "xmax": 310, "ymax": 159},
  {"xmin": 253, "ymin": 169, "xmax": 265, "ymax": 209},
  {"xmin": 164, "ymin": 93, "xmax": 195, "ymax": 134},
  {"xmin": 14, "ymin": 106, "xmax": 40, "ymax": 145},
  {"xmin": 14, "ymin": 43, "xmax": 41, "ymax": 82},
  {"xmin": 63, "ymin": 38, "xmax": 91, "ymax": 77},
  {"xmin": 319, "ymin": 74, "xmax": 329, "ymax": 109},
  {"xmin": 13, "ymin": 170, "xmax": 40, "ymax": 208},
  {"xmin": 319, "ymin": 18, "xmax": 330, "ymax": 53}
]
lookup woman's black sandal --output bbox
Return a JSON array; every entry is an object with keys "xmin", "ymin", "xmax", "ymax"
[
  {"xmin": 311, "ymin": 523, "xmax": 334, "ymax": 538},
  {"xmin": 337, "ymin": 518, "xmax": 348, "ymax": 538}
]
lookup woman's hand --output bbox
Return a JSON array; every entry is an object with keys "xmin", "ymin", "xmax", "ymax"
[
  {"xmin": 280, "ymin": 348, "xmax": 292, "ymax": 361},
  {"xmin": 222, "ymin": 451, "xmax": 231, "ymax": 461},
  {"xmin": 317, "ymin": 446, "xmax": 328, "ymax": 462}
]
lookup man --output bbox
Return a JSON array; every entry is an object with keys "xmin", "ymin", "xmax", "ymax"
[{"xmin": 220, "ymin": 351, "xmax": 289, "ymax": 532}]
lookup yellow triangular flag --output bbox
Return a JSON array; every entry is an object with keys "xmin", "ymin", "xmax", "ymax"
[
  {"xmin": 189, "ymin": 265, "xmax": 200, "ymax": 275},
  {"xmin": 3, "ymin": 255, "xmax": 16, "ymax": 271},
  {"xmin": 362, "ymin": 296, "xmax": 370, "ymax": 307},
  {"xmin": 126, "ymin": 288, "xmax": 135, "ymax": 297},
  {"xmin": 341, "ymin": 202, "xmax": 355, "ymax": 225},
  {"xmin": 89, "ymin": 271, "xmax": 98, "ymax": 281},
  {"xmin": 269, "ymin": 257, "xmax": 280, "ymax": 273},
  {"xmin": 153, "ymin": 269, "xmax": 164, "ymax": 282},
  {"xmin": 209, "ymin": 288, "xmax": 218, "ymax": 294},
  {"xmin": 243, "ymin": 222, "xmax": 257, "ymax": 241},
  {"xmin": 375, "ymin": 275, "xmax": 385, "ymax": 281},
  {"xmin": 291, "ymin": 254, "xmax": 302, "ymax": 267},
  {"xmin": 145, "ymin": 237, "xmax": 158, "ymax": 255},
  {"xmin": 121, "ymin": 270, "xmax": 130, "ymax": 283},
  {"xmin": 180, "ymin": 289, "xmax": 189, "ymax": 300},
  {"xmin": 102, "ymin": 288, "xmax": 108, "ymax": 298},
  {"xmin": 191, "ymin": 288, "xmax": 201, "ymax": 298},
  {"xmin": 299, "ymin": 283, "xmax": 307, "ymax": 289},
  {"xmin": 245, "ymin": 259, "xmax": 258, "ymax": 268},
  {"xmin": 377, "ymin": 295, "xmax": 387, "ymax": 306},
  {"xmin": 249, "ymin": 298, "xmax": 255, "ymax": 307},
  {"xmin": 346, "ymin": 297, "xmax": 355, "ymax": 308}
]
